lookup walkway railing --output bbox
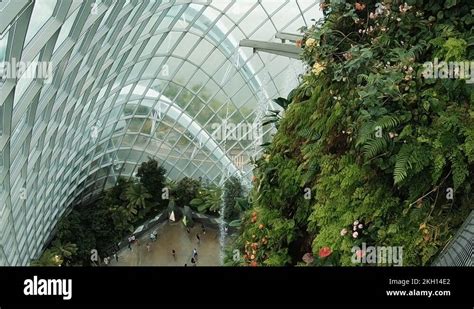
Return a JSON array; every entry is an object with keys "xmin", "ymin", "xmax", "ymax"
[{"xmin": 433, "ymin": 210, "xmax": 473, "ymax": 266}]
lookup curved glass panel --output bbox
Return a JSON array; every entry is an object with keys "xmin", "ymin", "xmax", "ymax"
[{"xmin": 0, "ymin": 0, "xmax": 320, "ymax": 265}]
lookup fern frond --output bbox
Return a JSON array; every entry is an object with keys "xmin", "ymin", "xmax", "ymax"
[
  {"xmin": 298, "ymin": 128, "xmax": 317, "ymax": 140},
  {"xmin": 394, "ymin": 144, "xmax": 414, "ymax": 184},
  {"xmin": 362, "ymin": 137, "xmax": 389, "ymax": 159},
  {"xmin": 394, "ymin": 144, "xmax": 432, "ymax": 185},
  {"xmin": 355, "ymin": 120, "xmax": 376, "ymax": 147},
  {"xmin": 463, "ymin": 127, "xmax": 474, "ymax": 163},
  {"xmin": 450, "ymin": 151, "xmax": 468, "ymax": 190},
  {"xmin": 374, "ymin": 115, "xmax": 400, "ymax": 130},
  {"xmin": 356, "ymin": 115, "xmax": 400, "ymax": 148},
  {"xmin": 432, "ymin": 153, "xmax": 446, "ymax": 184}
]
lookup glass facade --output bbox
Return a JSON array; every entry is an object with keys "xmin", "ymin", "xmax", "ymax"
[{"xmin": 0, "ymin": 0, "xmax": 320, "ymax": 265}]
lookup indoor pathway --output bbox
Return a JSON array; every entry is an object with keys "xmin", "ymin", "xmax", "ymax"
[{"xmin": 111, "ymin": 222, "xmax": 221, "ymax": 266}]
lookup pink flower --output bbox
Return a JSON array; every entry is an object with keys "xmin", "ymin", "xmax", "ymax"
[
  {"xmin": 356, "ymin": 249, "xmax": 365, "ymax": 258},
  {"xmin": 302, "ymin": 253, "xmax": 314, "ymax": 264}
]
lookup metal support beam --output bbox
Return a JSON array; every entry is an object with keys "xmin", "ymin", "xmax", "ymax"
[
  {"xmin": 275, "ymin": 31, "xmax": 303, "ymax": 43},
  {"xmin": 239, "ymin": 39, "xmax": 302, "ymax": 59}
]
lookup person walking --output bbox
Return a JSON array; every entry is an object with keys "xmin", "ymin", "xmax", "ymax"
[
  {"xmin": 146, "ymin": 243, "xmax": 151, "ymax": 252},
  {"xmin": 201, "ymin": 223, "xmax": 206, "ymax": 235},
  {"xmin": 172, "ymin": 249, "xmax": 176, "ymax": 260},
  {"xmin": 196, "ymin": 233, "xmax": 200, "ymax": 244},
  {"xmin": 192, "ymin": 248, "xmax": 198, "ymax": 261}
]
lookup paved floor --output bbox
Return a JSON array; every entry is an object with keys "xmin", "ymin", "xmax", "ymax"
[{"xmin": 110, "ymin": 221, "xmax": 221, "ymax": 266}]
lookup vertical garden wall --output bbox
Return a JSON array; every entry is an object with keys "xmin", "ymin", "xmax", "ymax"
[{"xmin": 232, "ymin": 0, "xmax": 473, "ymax": 266}]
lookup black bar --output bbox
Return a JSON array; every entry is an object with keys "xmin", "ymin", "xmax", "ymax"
[{"xmin": 0, "ymin": 267, "xmax": 472, "ymax": 307}]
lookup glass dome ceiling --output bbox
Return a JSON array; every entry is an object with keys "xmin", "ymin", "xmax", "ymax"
[{"xmin": 0, "ymin": 0, "xmax": 321, "ymax": 265}]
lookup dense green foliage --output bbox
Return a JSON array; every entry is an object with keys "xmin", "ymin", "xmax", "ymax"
[
  {"xmin": 188, "ymin": 176, "xmax": 248, "ymax": 218},
  {"xmin": 32, "ymin": 158, "xmax": 250, "ymax": 265},
  {"xmin": 223, "ymin": 176, "xmax": 247, "ymax": 220},
  {"xmin": 171, "ymin": 177, "xmax": 203, "ymax": 208},
  {"xmin": 190, "ymin": 185, "xmax": 222, "ymax": 215},
  {"xmin": 232, "ymin": 0, "xmax": 473, "ymax": 266},
  {"xmin": 32, "ymin": 159, "xmax": 167, "ymax": 265},
  {"xmin": 136, "ymin": 158, "xmax": 167, "ymax": 205},
  {"xmin": 31, "ymin": 241, "xmax": 77, "ymax": 266}
]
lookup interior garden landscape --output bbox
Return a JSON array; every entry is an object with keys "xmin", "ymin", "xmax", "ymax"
[{"xmin": 0, "ymin": 0, "xmax": 472, "ymax": 269}]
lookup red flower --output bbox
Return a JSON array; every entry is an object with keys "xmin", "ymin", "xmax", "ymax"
[{"xmin": 318, "ymin": 246, "xmax": 332, "ymax": 258}]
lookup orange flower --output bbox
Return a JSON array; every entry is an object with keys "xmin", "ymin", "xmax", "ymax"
[
  {"xmin": 250, "ymin": 260, "xmax": 258, "ymax": 267},
  {"xmin": 259, "ymin": 224, "xmax": 264, "ymax": 230},
  {"xmin": 251, "ymin": 217, "xmax": 257, "ymax": 223},
  {"xmin": 355, "ymin": 2, "xmax": 366, "ymax": 11},
  {"xmin": 319, "ymin": 246, "xmax": 332, "ymax": 258},
  {"xmin": 252, "ymin": 211, "xmax": 257, "ymax": 217}
]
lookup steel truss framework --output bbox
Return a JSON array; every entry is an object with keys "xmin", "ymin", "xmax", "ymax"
[{"xmin": 0, "ymin": 0, "xmax": 318, "ymax": 265}]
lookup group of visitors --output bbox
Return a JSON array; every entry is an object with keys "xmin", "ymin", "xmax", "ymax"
[
  {"xmin": 102, "ymin": 252, "xmax": 119, "ymax": 266},
  {"xmin": 127, "ymin": 235, "xmax": 136, "ymax": 250},
  {"xmin": 150, "ymin": 230, "xmax": 158, "ymax": 242},
  {"xmin": 106, "ymin": 221, "xmax": 210, "ymax": 266},
  {"xmin": 183, "ymin": 248, "xmax": 199, "ymax": 266}
]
